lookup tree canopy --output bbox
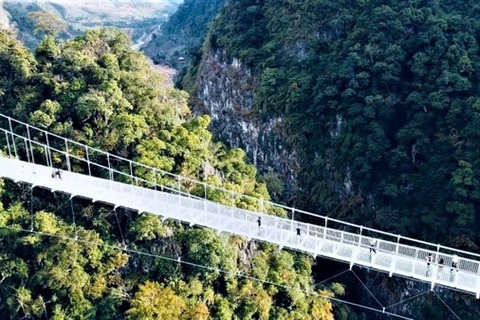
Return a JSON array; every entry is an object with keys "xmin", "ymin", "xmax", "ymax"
[
  {"xmin": 0, "ymin": 29, "xmax": 338, "ymax": 319},
  {"xmin": 190, "ymin": 0, "xmax": 480, "ymax": 318},
  {"xmin": 208, "ymin": 0, "xmax": 480, "ymax": 250}
]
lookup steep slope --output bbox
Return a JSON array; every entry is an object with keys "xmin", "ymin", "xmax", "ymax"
[
  {"xmin": 0, "ymin": 30, "xmax": 339, "ymax": 319},
  {"xmin": 161, "ymin": 0, "xmax": 226, "ymax": 38},
  {"xmin": 196, "ymin": 0, "xmax": 480, "ymax": 247},
  {"xmin": 141, "ymin": 0, "xmax": 226, "ymax": 72},
  {"xmin": 188, "ymin": 1, "xmax": 480, "ymax": 318}
]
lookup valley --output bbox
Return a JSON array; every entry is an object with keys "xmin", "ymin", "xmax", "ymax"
[
  {"xmin": 2, "ymin": 0, "xmax": 480, "ymax": 319},
  {"xmin": 1, "ymin": 0, "xmax": 182, "ymax": 49}
]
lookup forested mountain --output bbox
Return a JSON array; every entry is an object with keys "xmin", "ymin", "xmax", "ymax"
[
  {"xmin": 163, "ymin": 0, "xmax": 225, "ymax": 38},
  {"xmin": 4, "ymin": 0, "xmax": 480, "ymax": 318},
  {"xmin": 142, "ymin": 0, "xmax": 226, "ymax": 72},
  {"xmin": 197, "ymin": 0, "xmax": 480, "ymax": 248},
  {"xmin": 184, "ymin": 0, "xmax": 480, "ymax": 318},
  {"xmin": 0, "ymin": 29, "xmax": 342, "ymax": 319}
]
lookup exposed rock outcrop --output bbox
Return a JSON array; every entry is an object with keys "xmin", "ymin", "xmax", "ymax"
[{"xmin": 195, "ymin": 50, "xmax": 299, "ymax": 198}]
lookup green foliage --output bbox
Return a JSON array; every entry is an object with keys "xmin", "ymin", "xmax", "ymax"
[
  {"xmin": 0, "ymin": 29, "xmax": 335, "ymax": 319},
  {"xmin": 177, "ymin": 229, "xmax": 237, "ymax": 281},
  {"xmin": 127, "ymin": 281, "xmax": 186, "ymax": 320},
  {"xmin": 209, "ymin": 0, "xmax": 480, "ymax": 248},
  {"xmin": 202, "ymin": 0, "xmax": 480, "ymax": 318},
  {"xmin": 129, "ymin": 215, "xmax": 167, "ymax": 242},
  {"xmin": 162, "ymin": 0, "xmax": 226, "ymax": 38},
  {"xmin": 0, "ymin": 31, "xmax": 36, "ymax": 116}
]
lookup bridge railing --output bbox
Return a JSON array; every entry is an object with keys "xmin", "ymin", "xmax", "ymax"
[
  {"xmin": 5, "ymin": 155, "xmax": 480, "ymax": 296},
  {"xmin": 1, "ymin": 113, "xmax": 480, "ymax": 281}
]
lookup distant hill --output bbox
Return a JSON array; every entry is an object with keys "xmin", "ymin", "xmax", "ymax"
[
  {"xmin": 2, "ymin": 0, "xmax": 182, "ymax": 49},
  {"xmin": 141, "ymin": 0, "xmax": 226, "ymax": 72}
]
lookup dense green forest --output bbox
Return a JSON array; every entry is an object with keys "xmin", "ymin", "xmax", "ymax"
[
  {"xmin": 162, "ymin": 0, "xmax": 226, "ymax": 38},
  {"xmin": 0, "ymin": 29, "xmax": 344, "ymax": 319},
  {"xmin": 182, "ymin": 0, "xmax": 480, "ymax": 318},
  {"xmin": 207, "ymin": 0, "xmax": 480, "ymax": 249}
]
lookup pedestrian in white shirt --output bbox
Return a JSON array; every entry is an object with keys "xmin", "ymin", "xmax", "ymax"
[{"xmin": 451, "ymin": 254, "xmax": 459, "ymax": 272}]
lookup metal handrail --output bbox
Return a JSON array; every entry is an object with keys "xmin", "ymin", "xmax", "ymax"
[
  {"xmin": 2, "ymin": 156, "xmax": 480, "ymax": 297},
  {"xmin": 1, "ymin": 113, "xmax": 480, "ymax": 264}
]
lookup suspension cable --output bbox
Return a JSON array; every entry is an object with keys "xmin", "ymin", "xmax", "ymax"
[
  {"xmin": 70, "ymin": 198, "xmax": 77, "ymax": 240},
  {"xmin": 351, "ymin": 269, "xmax": 385, "ymax": 309},
  {"xmin": 314, "ymin": 266, "xmax": 434, "ymax": 314},
  {"xmin": 51, "ymin": 194, "xmax": 75, "ymax": 215},
  {"xmin": 70, "ymin": 200, "xmax": 78, "ymax": 263},
  {"xmin": 313, "ymin": 268, "xmax": 350, "ymax": 287},
  {"xmin": 433, "ymin": 290, "xmax": 462, "ymax": 320},
  {"xmin": 30, "ymin": 187, "xmax": 34, "ymax": 231},
  {"xmin": 385, "ymin": 290, "xmax": 431, "ymax": 310},
  {"xmin": 0, "ymin": 224, "xmax": 414, "ymax": 320},
  {"xmin": 114, "ymin": 208, "xmax": 126, "ymax": 248}
]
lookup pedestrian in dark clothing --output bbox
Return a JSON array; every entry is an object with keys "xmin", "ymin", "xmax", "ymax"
[
  {"xmin": 296, "ymin": 227, "xmax": 302, "ymax": 244},
  {"xmin": 438, "ymin": 258, "xmax": 445, "ymax": 278},
  {"xmin": 426, "ymin": 253, "xmax": 433, "ymax": 267},
  {"xmin": 369, "ymin": 238, "xmax": 377, "ymax": 254},
  {"xmin": 257, "ymin": 217, "xmax": 261, "ymax": 228}
]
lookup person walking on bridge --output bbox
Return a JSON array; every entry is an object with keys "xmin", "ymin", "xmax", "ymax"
[
  {"xmin": 296, "ymin": 227, "xmax": 301, "ymax": 243},
  {"xmin": 369, "ymin": 238, "xmax": 377, "ymax": 254},
  {"xmin": 449, "ymin": 254, "xmax": 460, "ymax": 282},
  {"xmin": 369, "ymin": 237, "xmax": 377, "ymax": 263},
  {"xmin": 438, "ymin": 258, "xmax": 445, "ymax": 279},
  {"xmin": 426, "ymin": 253, "xmax": 433, "ymax": 276},
  {"xmin": 451, "ymin": 254, "xmax": 459, "ymax": 272},
  {"xmin": 52, "ymin": 168, "xmax": 62, "ymax": 179}
]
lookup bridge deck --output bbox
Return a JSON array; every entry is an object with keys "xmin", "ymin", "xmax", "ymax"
[{"xmin": 1, "ymin": 157, "xmax": 480, "ymax": 297}]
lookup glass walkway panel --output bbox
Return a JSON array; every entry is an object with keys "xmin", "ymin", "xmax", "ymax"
[{"xmin": 0, "ymin": 114, "xmax": 480, "ymax": 298}]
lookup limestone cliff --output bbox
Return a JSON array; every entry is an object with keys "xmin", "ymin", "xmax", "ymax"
[{"xmin": 195, "ymin": 50, "xmax": 298, "ymax": 199}]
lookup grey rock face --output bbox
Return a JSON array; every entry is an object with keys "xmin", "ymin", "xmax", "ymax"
[{"xmin": 196, "ymin": 50, "xmax": 299, "ymax": 197}]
